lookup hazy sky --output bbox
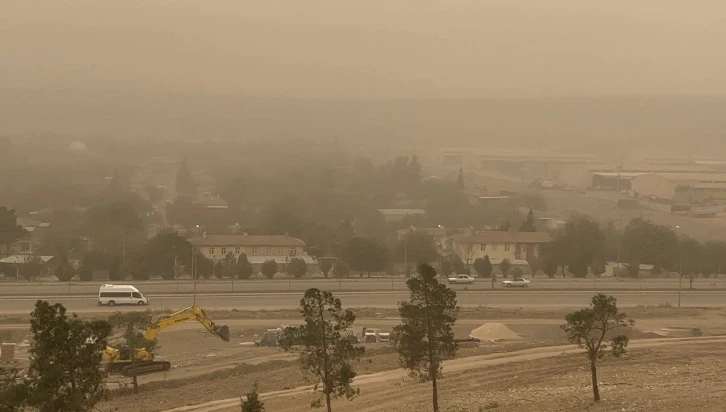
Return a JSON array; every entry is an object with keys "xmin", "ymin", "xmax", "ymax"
[{"xmin": 3, "ymin": 1, "xmax": 726, "ymax": 99}]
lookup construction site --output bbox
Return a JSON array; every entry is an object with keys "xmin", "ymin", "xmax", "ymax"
[{"xmin": 2, "ymin": 305, "xmax": 726, "ymax": 411}]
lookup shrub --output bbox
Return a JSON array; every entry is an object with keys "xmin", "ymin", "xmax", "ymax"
[
  {"xmin": 286, "ymin": 257, "xmax": 307, "ymax": 279},
  {"xmin": 261, "ymin": 260, "xmax": 278, "ymax": 280}
]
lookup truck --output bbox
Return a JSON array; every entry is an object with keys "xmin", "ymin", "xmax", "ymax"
[
  {"xmin": 501, "ymin": 277, "xmax": 531, "ymax": 288},
  {"xmin": 447, "ymin": 274, "xmax": 475, "ymax": 284}
]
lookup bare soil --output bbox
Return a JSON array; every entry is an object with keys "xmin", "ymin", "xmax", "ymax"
[{"xmin": 87, "ymin": 306, "xmax": 726, "ymax": 412}]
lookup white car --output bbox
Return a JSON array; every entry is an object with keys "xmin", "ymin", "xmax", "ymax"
[
  {"xmin": 501, "ymin": 277, "xmax": 531, "ymax": 288},
  {"xmin": 447, "ymin": 275, "xmax": 475, "ymax": 284}
]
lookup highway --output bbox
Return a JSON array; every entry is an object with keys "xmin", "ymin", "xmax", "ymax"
[
  {"xmin": 0, "ymin": 277, "xmax": 724, "ymax": 296},
  {"xmin": 1, "ymin": 290, "xmax": 724, "ymax": 314}
]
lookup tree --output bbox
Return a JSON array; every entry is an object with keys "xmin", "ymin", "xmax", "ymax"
[
  {"xmin": 107, "ymin": 311, "xmax": 154, "ymax": 394},
  {"xmin": 0, "ymin": 207, "xmax": 24, "ymax": 254},
  {"xmin": 214, "ymin": 261, "xmax": 224, "ymax": 280},
  {"xmin": 407, "ymin": 154, "xmax": 422, "ymax": 188},
  {"xmin": 194, "ymin": 252, "xmax": 214, "ymax": 279},
  {"xmin": 54, "ymin": 259, "xmax": 76, "ymax": 282},
  {"xmin": 499, "ymin": 259, "xmax": 512, "ymax": 278},
  {"xmin": 287, "ymin": 257, "xmax": 307, "ymax": 279},
  {"xmin": 528, "ymin": 258, "xmax": 542, "ymax": 277},
  {"xmin": 19, "ymin": 255, "xmax": 43, "ymax": 281},
  {"xmin": 221, "ymin": 252, "xmax": 239, "ymax": 279},
  {"xmin": 510, "ymin": 266, "xmax": 523, "ymax": 278},
  {"xmin": 542, "ymin": 256, "xmax": 558, "ymax": 278},
  {"xmin": 240, "ymin": 382, "xmax": 265, "ymax": 412},
  {"xmin": 27, "ymin": 300, "xmax": 112, "ymax": 411},
  {"xmin": 472, "ymin": 256, "xmax": 493, "ymax": 278},
  {"xmin": 319, "ymin": 259, "xmax": 333, "ymax": 278},
  {"xmin": 0, "ymin": 367, "xmax": 28, "ymax": 411},
  {"xmin": 456, "ymin": 168, "xmax": 464, "ymax": 190},
  {"xmin": 394, "ymin": 232, "xmax": 438, "ymax": 265},
  {"xmin": 519, "ymin": 209, "xmax": 536, "ymax": 232},
  {"xmin": 279, "ymin": 288, "xmax": 365, "ymax": 411},
  {"xmin": 497, "ymin": 220, "xmax": 512, "ymax": 232},
  {"xmin": 237, "ymin": 254, "xmax": 254, "ymax": 280},
  {"xmin": 78, "ymin": 258, "xmax": 94, "ymax": 281},
  {"xmin": 333, "ymin": 259, "xmax": 351, "ymax": 278},
  {"xmin": 545, "ymin": 215, "xmax": 606, "ymax": 278},
  {"xmin": 261, "ymin": 260, "xmax": 278, "ymax": 280},
  {"xmin": 108, "ymin": 258, "xmax": 126, "ymax": 281},
  {"xmin": 339, "ymin": 237, "xmax": 389, "ymax": 277},
  {"xmin": 620, "ymin": 218, "xmax": 678, "ymax": 271},
  {"xmin": 175, "ymin": 157, "xmax": 196, "ymax": 196},
  {"xmin": 561, "ymin": 294, "xmax": 633, "ymax": 402},
  {"xmin": 391, "ymin": 264, "xmax": 458, "ymax": 412}
]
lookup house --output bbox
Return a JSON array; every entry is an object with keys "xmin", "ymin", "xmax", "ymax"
[
  {"xmin": 0, "ymin": 255, "xmax": 56, "ymax": 279},
  {"xmin": 450, "ymin": 231, "xmax": 551, "ymax": 267},
  {"xmin": 188, "ymin": 234, "xmax": 318, "ymax": 274},
  {"xmin": 395, "ymin": 227, "xmax": 467, "ymax": 252},
  {"xmin": 1, "ymin": 218, "xmax": 51, "ymax": 256},
  {"xmin": 378, "ymin": 209, "xmax": 426, "ymax": 223}
]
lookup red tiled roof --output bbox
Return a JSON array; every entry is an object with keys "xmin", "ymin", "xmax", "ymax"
[
  {"xmin": 451, "ymin": 231, "xmax": 550, "ymax": 244},
  {"xmin": 189, "ymin": 235, "xmax": 306, "ymax": 247}
]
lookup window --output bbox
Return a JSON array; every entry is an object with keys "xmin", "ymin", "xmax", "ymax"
[
  {"xmin": 100, "ymin": 292, "xmax": 132, "ymax": 298},
  {"xmin": 252, "ymin": 248, "xmax": 258, "ymax": 256},
  {"xmin": 209, "ymin": 247, "xmax": 215, "ymax": 255},
  {"xmin": 235, "ymin": 248, "xmax": 240, "ymax": 255},
  {"xmin": 221, "ymin": 247, "xmax": 227, "ymax": 255},
  {"xmin": 132, "ymin": 292, "xmax": 141, "ymax": 298},
  {"xmin": 278, "ymin": 248, "xmax": 283, "ymax": 255},
  {"xmin": 505, "ymin": 243, "xmax": 511, "ymax": 251},
  {"xmin": 290, "ymin": 248, "xmax": 297, "ymax": 256},
  {"xmin": 480, "ymin": 244, "xmax": 486, "ymax": 251}
]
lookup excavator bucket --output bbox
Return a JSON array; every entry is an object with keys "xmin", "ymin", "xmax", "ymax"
[{"xmin": 215, "ymin": 325, "xmax": 230, "ymax": 342}]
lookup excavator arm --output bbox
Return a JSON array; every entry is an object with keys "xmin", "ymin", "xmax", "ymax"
[{"xmin": 142, "ymin": 305, "xmax": 230, "ymax": 342}]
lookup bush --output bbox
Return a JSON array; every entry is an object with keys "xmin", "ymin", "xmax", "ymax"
[
  {"xmin": 55, "ymin": 260, "xmax": 76, "ymax": 282},
  {"xmin": 286, "ymin": 257, "xmax": 307, "ymax": 279},
  {"xmin": 510, "ymin": 266, "xmax": 523, "ymax": 278},
  {"xmin": 261, "ymin": 260, "xmax": 277, "ymax": 280},
  {"xmin": 319, "ymin": 259, "xmax": 333, "ymax": 278},
  {"xmin": 238, "ymin": 254, "xmax": 253, "ymax": 280},
  {"xmin": 499, "ymin": 259, "xmax": 512, "ymax": 278},
  {"xmin": 240, "ymin": 382, "xmax": 265, "ymax": 412},
  {"xmin": 333, "ymin": 259, "xmax": 351, "ymax": 278},
  {"xmin": 214, "ymin": 261, "xmax": 224, "ymax": 279},
  {"xmin": 78, "ymin": 260, "xmax": 94, "ymax": 282},
  {"xmin": 542, "ymin": 259, "xmax": 558, "ymax": 278},
  {"xmin": 472, "ymin": 257, "xmax": 493, "ymax": 278}
]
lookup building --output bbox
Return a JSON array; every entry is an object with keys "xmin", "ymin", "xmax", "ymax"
[
  {"xmin": 395, "ymin": 227, "xmax": 467, "ymax": 252},
  {"xmin": 631, "ymin": 173, "xmax": 726, "ymax": 203},
  {"xmin": 450, "ymin": 231, "xmax": 551, "ymax": 267},
  {"xmin": 378, "ymin": 209, "xmax": 426, "ymax": 223},
  {"xmin": 188, "ymin": 234, "xmax": 317, "ymax": 273}
]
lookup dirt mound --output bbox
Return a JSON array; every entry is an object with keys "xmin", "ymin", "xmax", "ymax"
[{"xmin": 469, "ymin": 323, "xmax": 521, "ymax": 341}]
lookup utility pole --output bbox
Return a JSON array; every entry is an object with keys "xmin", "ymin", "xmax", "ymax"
[{"xmin": 678, "ymin": 255, "xmax": 682, "ymax": 308}]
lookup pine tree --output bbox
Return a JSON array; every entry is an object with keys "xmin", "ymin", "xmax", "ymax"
[
  {"xmin": 240, "ymin": 382, "xmax": 265, "ymax": 412},
  {"xmin": 519, "ymin": 209, "xmax": 536, "ymax": 232},
  {"xmin": 391, "ymin": 264, "xmax": 458, "ymax": 412}
]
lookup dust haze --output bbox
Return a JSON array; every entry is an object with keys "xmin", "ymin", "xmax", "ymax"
[{"xmin": 3, "ymin": 1, "xmax": 726, "ymax": 152}]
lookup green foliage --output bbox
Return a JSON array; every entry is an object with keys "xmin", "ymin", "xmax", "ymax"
[
  {"xmin": 194, "ymin": 252, "xmax": 214, "ymax": 279},
  {"xmin": 222, "ymin": 252, "xmax": 239, "ymax": 279},
  {"xmin": 240, "ymin": 382, "xmax": 265, "ymax": 412},
  {"xmin": 542, "ymin": 257, "xmax": 558, "ymax": 278},
  {"xmin": 0, "ymin": 207, "xmax": 25, "ymax": 250},
  {"xmin": 472, "ymin": 257, "xmax": 493, "ymax": 278},
  {"xmin": 78, "ymin": 258, "xmax": 94, "ymax": 282},
  {"xmin": 214, "ymin": 261, "xmax": 224, "ymax": 280},
  {"xmin": 287, "ymin": 257, "xmax": 308, "ymax": 279},
  {"xmin": 394, "ymin": 232, "xmax": 438, "ymax": 264},
  {"xmin": 546, "ymin": 215, "xmax": 605, "ymax": 278},
  {"xmin": 0, "ymin": 368, "xmax": 28, "ymax": 411},
  {"xmin": 527, "ymin": 258, "xmax": 542, "ymax": 276},
  {"xmin": 391, "ymin": 264, "xmax": 458, "ymax": 412},
  {"xmin": 54, "ymin": 259, "xmax": 76, "ymax": 282},
  {"xmin": 510, "ymin": 266, "xmax": 523, "ymax": 278},
  {"xmin": 108, "ymin": 258, "xmax": 124, "ymax": 281},
  {"xmin": 518, "ymin": 209, "xmax": 536, "ymax": 232},
  {"xmin": 497, "ymin": 220, "xmax": 512, "ymax": 231},
  {"xmin": 237, "ymin": 254, "xmax": 254, "ymax": 280},
  {"xmin": 319, "ymin": 259, "xmax": 333, "ymax": 278},
  {"xmin": 17, "ymin": 255, "xmax": 43, "ymax": 281},
  {"xmin": 27, "ymin": 300, "xmax": 112, "ymax": 411},
  {"xmin": 333, "ymin": 259, "xmax": 351, "ymax": 278},
  {"xmin": 143, "ymin": 231, "xmax": 192, "ymax": 279},
  {"xmin": 620, "ymin": 218, "xmax": 678, "ymax": 270},
  {"xmin": 499, "ymin": 259, "xmax": 512, "ymax": 278},
  {"xmin": 107, "ymin": 311, "xmax": 155, "ymax": 393},
  {"xmin": 83, "ymin": 201, "xmax": 146, "ymax": 270},
  {"xmin": 439, "ymin": 254, "xmax": 467, "ymax": 277},
  {"xmin": 261, "ymin": 260, "xmax": 278, "ymax": 280},
  {"xmin": 279, "ymin": 288, "xmax": 365, "ymax": 411},
  {"xmin": 340, "ymin": 237, "xmax": 389, "ymax": 276},
  {"xmin": 562, "ymin": 294, "xmax": 633, "ymax": 402}
]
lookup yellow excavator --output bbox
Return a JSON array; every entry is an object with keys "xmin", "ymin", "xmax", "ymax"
[{"xmin": 104, "ymin": 305, "xmax": 230, "ymax": 376}]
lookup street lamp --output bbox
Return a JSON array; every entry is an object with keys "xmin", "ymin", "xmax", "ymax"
[{"xmin": 676, "ymin": 225, "xmax": 682, "ymax": 308}]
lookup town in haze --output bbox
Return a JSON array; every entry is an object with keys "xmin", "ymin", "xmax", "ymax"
[{"xmin": 2, "ymin": 1, "xmax": 726, "ymax": 412}]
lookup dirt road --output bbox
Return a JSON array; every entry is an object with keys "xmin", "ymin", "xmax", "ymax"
[{"xmin": 164, "ymin": 335, "xmax": 726, "ymax": 412}]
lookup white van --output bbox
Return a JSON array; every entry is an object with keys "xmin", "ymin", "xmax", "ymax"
[{"xmin": 98, "ymin": 284, "xmax": 149, "ymax": 306}]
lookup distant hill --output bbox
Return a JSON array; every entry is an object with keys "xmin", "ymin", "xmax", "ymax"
[{"xmin": 3, "ymin": 88, "xmax": 726, "ymax": 157}]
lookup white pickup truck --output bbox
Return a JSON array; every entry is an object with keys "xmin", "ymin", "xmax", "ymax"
[
  {"xmin": 501, "ymin": 277, "xmax": 531, "ymax": 288},
  {"xmin": 447, "ymin": 274, "xmax": 475, "ymax": 284}
]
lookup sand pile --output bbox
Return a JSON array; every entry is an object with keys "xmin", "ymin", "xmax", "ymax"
[{"xmin": 469, "ymin": 323, "xmax": 521, "ymax": 341}]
